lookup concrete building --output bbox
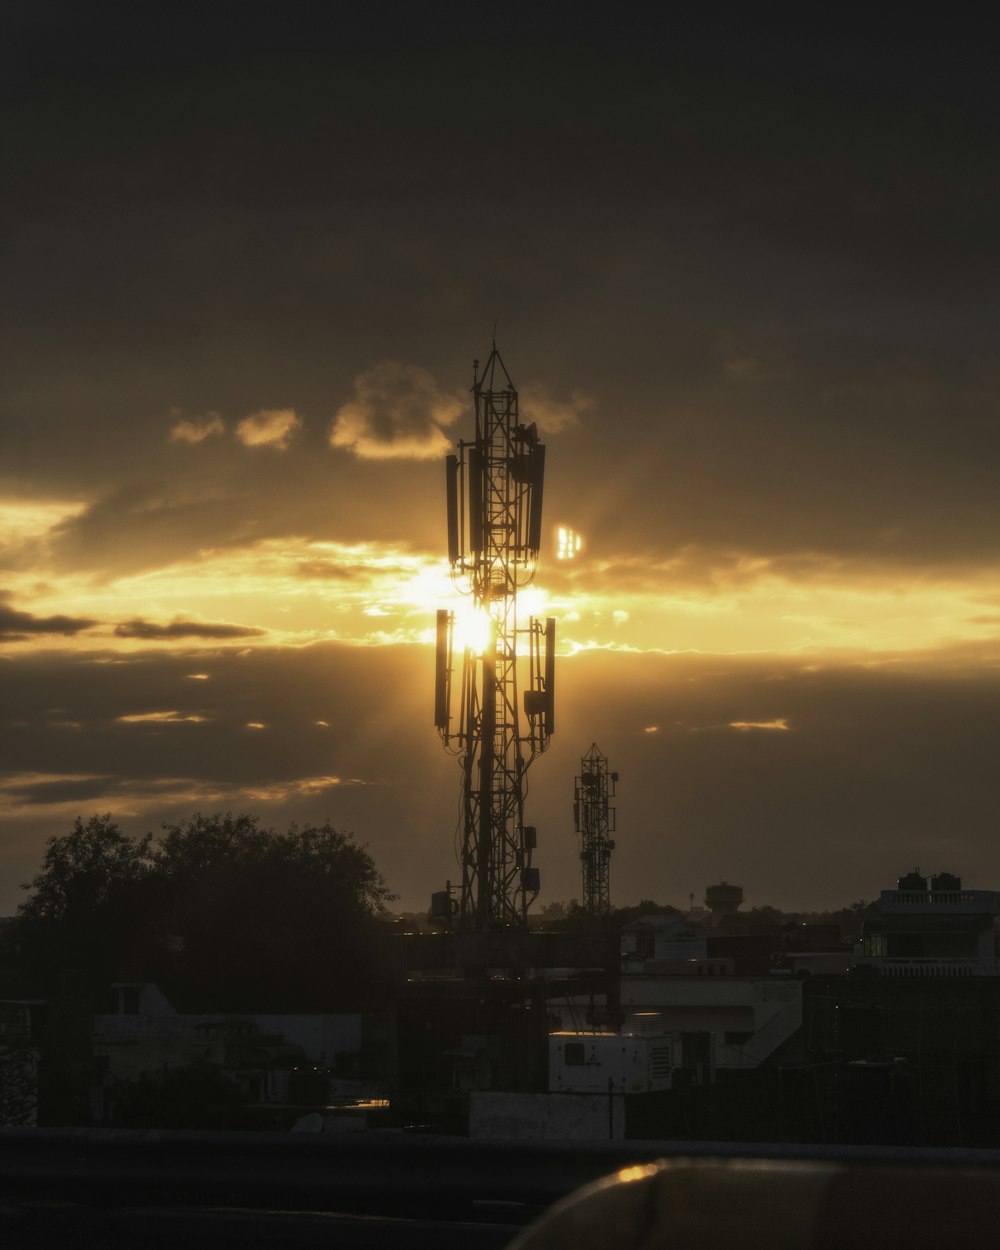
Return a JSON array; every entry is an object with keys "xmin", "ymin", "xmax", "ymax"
[
  {"xmin": 620, "ymin": 914, "xmax": 716, "ymax": 974},
  {"xmin": 467, "ymin": 1033, "xmax": 680, "ymax": 1141},
  {"xmin": 549, "ymin": 1032, "xmax": 676, "ymax": 1095},
  {"xmin": 856, "ymin": 872, "xmax": 1000, "ymax": 978},
  {"xmin": 619, "ymin": 914, "xmax": 802, "ymax": 1073},
  {"xmin": 92, "ymin": 982, "xmax": 367, "ymax": 1112},
  {"xmin": 619, "ymin": 973, "xmax": 801, "ymax": 1073}
]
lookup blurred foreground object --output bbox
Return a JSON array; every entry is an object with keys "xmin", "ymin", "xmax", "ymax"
[{"xmin": 508, "ymin": 1155, "xmax": 1000, "ymax": 1249}]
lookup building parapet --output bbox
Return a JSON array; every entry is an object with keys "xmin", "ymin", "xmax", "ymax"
[
  {"xmin": 858, "ymin": 957, "xmax": 1000, "ymax": 978},
  {"xmin": 879, "ymin": 890, "xmax": 999, "ymax": 914}
]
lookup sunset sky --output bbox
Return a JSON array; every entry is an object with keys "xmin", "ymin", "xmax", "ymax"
[{"xmin": 3, "ymin": 7, "xmax": 1000, "ymax": 915}]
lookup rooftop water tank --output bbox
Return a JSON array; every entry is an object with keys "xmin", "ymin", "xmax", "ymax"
[
  {"xmin": 705, "ymin": 882, "xmax": 744, "ymax": 909},
  {"xmin": 705, "ymin": 881, "xmax": 743, "ymax": 925}
]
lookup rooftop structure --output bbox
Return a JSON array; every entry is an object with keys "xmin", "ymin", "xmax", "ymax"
[
  {"xmin": 858, "ymin": 871, "xmax": 1000, "ymax": 977},
  {"xmin": 705, "ymin": 881, "xmax": 743, "ymax": 927}
]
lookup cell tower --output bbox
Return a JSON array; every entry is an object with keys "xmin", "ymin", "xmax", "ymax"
[
  {"xmin": 434, "ymin": 345, "xmax": 555, "ymax": 930},
  {"xmin": 574, "ymin": 743, "xmax": 617, "ymax": 917}
]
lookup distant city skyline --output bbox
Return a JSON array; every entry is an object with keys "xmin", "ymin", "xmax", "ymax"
[{"xmin": 3, "ymin": 8, "xmax": 1000, "ymax": 914}]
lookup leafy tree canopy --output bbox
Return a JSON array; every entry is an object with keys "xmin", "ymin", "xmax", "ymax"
[
  {"xmin": 17, "ymin": 812, "xmax": 395, "ymax": 1011},
  {"xmin": 19, "ymin": 814, "xmax": 154, "ymax": 926},
  {"xmin": 532, "ymin": 898, "xmax": 682, "ymax": 932},
  {"xmin": 17, "ymin": 815, "xmax": 156, "ymax": 998},
  {"xmin": 717, "ymin": 904, "xmax": 788, "ymax": 934}
]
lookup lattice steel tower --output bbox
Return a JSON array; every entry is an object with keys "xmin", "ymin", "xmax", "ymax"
[
  {"xmin": 434, "ymin": 345, "xmax": 555, "ymax": 930},
  {"xmin": 574, "ymin": 743, "xmax": 617, "ymax": 917}
]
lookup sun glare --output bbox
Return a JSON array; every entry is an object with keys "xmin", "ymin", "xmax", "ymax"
[
  {"xmin": 515, "ymin": 585, "xmax": 547, "ymax": 620},
  {"xmin": 556, "ymin": 525, "xmax": 583, "ymax": 560},
  {"xmin": 453, "ymin": 604, "xmax": 495, "ymax": 656},
  {"xmin": 5, "ymin": 517, "xmax": 1000, "ymax": 662}
]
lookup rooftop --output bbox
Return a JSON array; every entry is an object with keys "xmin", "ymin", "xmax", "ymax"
[{"xmin": 879, "ymin": 889, "xmax": 999, "ymax": 915}]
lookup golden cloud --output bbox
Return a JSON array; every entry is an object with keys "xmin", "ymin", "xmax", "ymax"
[
  {"xmin": 729, "ymin": 718, "xmax": 790, "ymax": 732},
  {"xmin": 235, "ymin": 408, "xmax": 302, "ymax": 450},
  {"xmin": 8, "ymin": 517, "xmax": 1000, "ymax": 664},
  {"xmin": 116, "ymin": 711, "xmax": 209, "ymax": 724},
  {"xmin": 0, "ymin": 499, "xmax": 87, "ymax": 542},
  {"xmin": 169, "ymin": 413, "xmax": 225, "ymax": 444},
  {"xmin": 330, "ymin": 361, "xmax": 463, "ymax": 459},
  {"xmin": 519, "ymin": 381, "xmax": 595, "ymax": 432}
]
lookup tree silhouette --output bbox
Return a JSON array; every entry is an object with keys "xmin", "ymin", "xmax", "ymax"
[
  {"xmin": 147, "ymin": 814, "xmax": 395, "ymax": 1010},
  {"xmin": 18, "ymin": 814, "xmax": 155, "ymax": 996},
  {"xmin": 18, "ymin": 813, "xmax": 394, "ymax": 1011}
]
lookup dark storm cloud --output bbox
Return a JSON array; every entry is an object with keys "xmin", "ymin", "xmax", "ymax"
[
  {"xmin": 44, "ymin": 483, "xmax": 256, "ymax": 575},
  {"xmin": 0, "ymin": 598, "xmax": 98, "ymax": 640},
  {"xmin": 33, "ymin": 459, "xmax": 425, "ymax": 579},
  {"xmin": 10, "ymin": 775, "xmax": 121, "ymax": 805},
  {"xmin": 0, "ymin": 643, "xmax": 432, "ymax": 788},
  {"xmin": 30, "ymin": 445, "xmax": 445, "ymax": 577},
  {"xmin": 114, "ymin": 618, "xmax": 265, "ymax": 641},
  {"xmin": 4, "ymin": 16, "xmax": 998, "ymax": 570}
]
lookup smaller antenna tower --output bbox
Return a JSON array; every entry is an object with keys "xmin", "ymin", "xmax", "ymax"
[{"xmin": 574, "ymin": 743, "xmax": 617, "ymax": 917}]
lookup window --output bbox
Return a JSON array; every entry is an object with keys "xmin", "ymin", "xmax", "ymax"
[{"xmin": 564, "ymin": 1042, "xmax": 586, "ymax": 1066}]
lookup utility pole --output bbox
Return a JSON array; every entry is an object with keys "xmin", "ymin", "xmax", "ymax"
[{"xmin": 434, "ymin": 345, "xmax": 555, "ymax": 930}]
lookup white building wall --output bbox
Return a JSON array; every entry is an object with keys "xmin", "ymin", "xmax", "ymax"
[
  {"xmin": 549, "ymin": 1034, "xmax": 677, "ymax": 1094},
  {"xmin": 469, "ymin": 1091, "xmax": 625, "ymax": 1141},
  {"xmin": 93, "ymin": 983, "xmax": 365, "ymax": 1084},
  {"xmin": 620, "ymin": 978, "xmax": 802, "ymax": 1070}
]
